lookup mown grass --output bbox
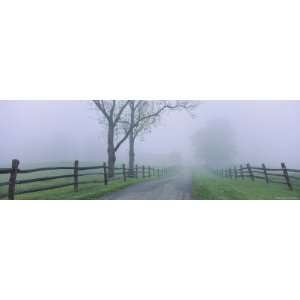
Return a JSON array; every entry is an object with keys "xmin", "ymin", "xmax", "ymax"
[
  {"xmin": 192, "ymin": 172, "xmax": 300, "ymax": 200},
  {"xmin": 0, "ymin": 161, "xmax": 158, "ymax": 200},
  {"xmin": 16, "ymin": 178, "xmax": 152, "ymax": 200}
]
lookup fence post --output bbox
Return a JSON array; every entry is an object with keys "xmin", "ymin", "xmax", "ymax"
[
  {"xmin": 240, "ymin": 164, "xmax": 244, "ymax": 180},
  {"xmin": 234, "ymin": 166, "xmax": 238, "ymax": 179},
  {"xmin": 103, "ymin": 162, "xmax": 108, "ymax": 185},
  {"xmin": 122, "ymin": 164, "xmax": 127, "ymax": 182},
  {"xmin": 142, "ymin": 165, "xmax": 145, "ymax": 178},
  {"xmin": 262, "ymin": 163, "xmax": 269, "ymax": 184},
  {"xmin": 229, "ymin": 168, "xmax": 232, "ymax": 179},
  {"xmin": 74, "ymin": 160, "xmax": 79, "ymax": 192},
  {"xmin": 281, "ymin": 162, "xmax": 293, "ymax": 190},
  {"xmin": 148, "ymin": 166, "xmax": 151, "ymax": 177},
  {"xmin": 136, "ymin": 165, "xmax": 138, "ymax": 178},
  {"xmin": 8, "ymin": 159, "xmax": 19, "ymax": 200},
  {"xmin": 247, "ymin": 163, "xmax": 254, "ymax": 181},
  {"xmin": 158, "ymin": 168, "xmax": 160, "ymax": 177}
]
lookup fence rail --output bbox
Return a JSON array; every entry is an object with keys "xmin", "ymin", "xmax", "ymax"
[
  {"xmin": 213, "ymin": 162, "xmax": 300, "ymax": 190},
  {"xmin": 0, "ymin": 159, "xmax": 175, "ymax": 200}
]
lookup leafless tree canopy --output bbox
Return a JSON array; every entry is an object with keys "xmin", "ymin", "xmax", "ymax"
[{"xmin": 93, "ymin": 100, "xmax": 198, "ymax": 176}]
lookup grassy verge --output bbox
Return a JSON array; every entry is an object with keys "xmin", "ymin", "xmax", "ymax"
[
  {"xmin": 0, "ymin": 161, "xmax": 160, "ymax": 200},
  {"xmin": 0, "ymin": 162, "xmax": 162, "ymax": 200},
  {"xmin": 192, "ymin": 172, "xmax": 300, "ymax": 200},
  {"xmin": 15, "ymin": 177, "xmax": 153, "ymax": 200}
]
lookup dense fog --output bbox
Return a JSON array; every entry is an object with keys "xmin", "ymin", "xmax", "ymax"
[{"xmin": 0, "ymin": 100, "xmax": 299, "ymax": 169}]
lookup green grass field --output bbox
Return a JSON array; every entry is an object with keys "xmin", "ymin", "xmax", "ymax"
[
  {"xmin": 0, "ymin": 161, "xmax": 158, "ymax": 200},
  {"xmin": 192, "ymin": 172, "xmax": 300, "ymax": 200}
]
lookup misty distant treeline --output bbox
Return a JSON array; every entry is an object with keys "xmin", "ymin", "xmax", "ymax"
[{"xmin": 192, "ymin": 119, "xmax": 237, "ymax": 168}]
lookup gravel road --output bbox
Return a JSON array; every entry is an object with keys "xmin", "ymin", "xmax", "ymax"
[{"xmin": 101, "ymin": 172, "xmax": 192, "ymax": 200}]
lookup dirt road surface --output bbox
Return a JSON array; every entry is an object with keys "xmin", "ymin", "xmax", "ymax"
[{"xmin": 101, "ymin": 172, "xmax": 192, "ymax": 200}]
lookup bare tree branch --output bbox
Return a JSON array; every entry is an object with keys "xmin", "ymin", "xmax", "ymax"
[
  {"xmin": 93, "ymin": 100, "xmax": 110, "ymax": 120},
  {"xmin": 113, "ymin": 101, "xmax": 130, "ymax": 126}
]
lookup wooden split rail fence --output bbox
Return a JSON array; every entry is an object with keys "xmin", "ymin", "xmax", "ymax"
[
  {"xmin": 213, "ymin": 162, "xmax": 300, "ymax": 191},
  {"xmin": 0, "ymin": 159, "xmax": 175, "ymax": 200}
]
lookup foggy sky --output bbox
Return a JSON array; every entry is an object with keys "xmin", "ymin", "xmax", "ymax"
[{"xmin": 0, "ymin": 100, "xmax": 299, "ymax": 168}]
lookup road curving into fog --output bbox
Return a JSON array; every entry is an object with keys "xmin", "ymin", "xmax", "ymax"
[{"xmin": 100, "ymin": 171, "xmax": 192, "ymax": 200}]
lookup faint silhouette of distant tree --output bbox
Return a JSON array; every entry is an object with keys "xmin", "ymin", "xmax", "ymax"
[{"xmin": 192, "ymin": 119, "xmax": 237, "ymax": 168}]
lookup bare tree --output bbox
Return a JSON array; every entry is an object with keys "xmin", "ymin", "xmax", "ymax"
[
  {"xmin": 93, "ymin": 100, "xmax": 131, "ymax": 177},
  {"xmin": 120, "ymin": 101, "xmax": 156, "ymax": 176},
  {"xmin": 93, "ymin": 100, "xmax": 198, "ymax": 177}
]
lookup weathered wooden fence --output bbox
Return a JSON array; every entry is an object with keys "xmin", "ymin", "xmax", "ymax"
[
  {"xmin": 0, "ymin": 159, "xmax": 175, "ymax": 200},
  {"xmin": 213, "ymin": 162, "xmax": 300, "ymax": 190}
]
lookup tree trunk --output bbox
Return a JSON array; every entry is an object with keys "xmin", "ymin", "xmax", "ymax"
[
  {"xmin": 128, "ymin": 103, "xmax": 135, "ymax": 177},
  {"xmin": 107, "ymin": 122, "xmax": 116, "ymax": 177},
  {"xmin": 128, "ymin": 131, "xmax": 135, "ymax": 177}
]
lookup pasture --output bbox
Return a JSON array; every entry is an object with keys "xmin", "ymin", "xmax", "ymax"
[{"xmin": 192, "ymin": 172, "xmax": 300, "ymax": 200}]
